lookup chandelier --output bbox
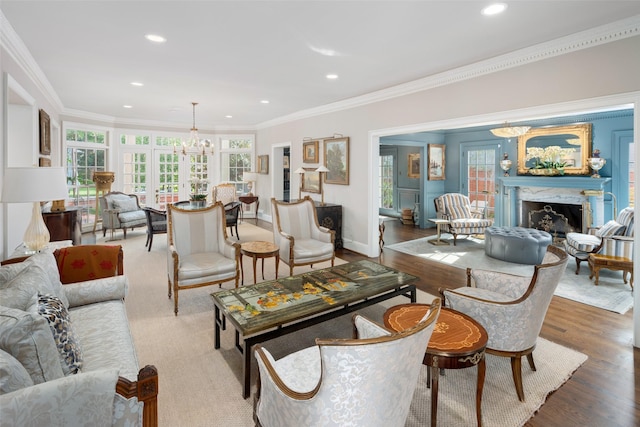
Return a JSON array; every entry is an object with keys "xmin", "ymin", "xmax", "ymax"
[
  {"xmin": 490, "ymin": 122, "xmax": 531, "ymax": 140},
  {"xmin": 180, "ymin": 102, "xmax": 213, "ymax": 155}
]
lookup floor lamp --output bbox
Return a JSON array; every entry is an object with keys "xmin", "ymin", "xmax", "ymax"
[
  {"xmin": 315, "ymin": 165, "xmax": 329, "ymax": 205},
  {"xmin": 1, "ymin": 167, "xmax": 69, "ymax": 253},
  {"xmin": 294, "ymin": 167, "xmax": 305, "ymax": 200}
]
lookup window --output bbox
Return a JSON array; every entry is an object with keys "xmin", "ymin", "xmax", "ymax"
[
  {"xmin": 220, "ymin": 136, "xmax": 254, "ymax": 193},
  {"xmin": 464, "ymin": 146, "xmax": 497, "ymax": 218},
  {"xmin": 65, "ymin": 127, "xmax": 108, "ymax": 229},
  {"xmin": 379, "ymin": 154, "xmax": 394, "ymax": 209}
]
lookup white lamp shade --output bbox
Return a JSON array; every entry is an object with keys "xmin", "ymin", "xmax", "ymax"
[
  {"xmin": 294, "ymin": 167, "xmax": 306, "ymax": 174},
  {"xmin": 243, "ymin": 172, "xmax": 258, "ymax": 182},
  {"xmin": 315, "ymin": 165, "xmax": 330, "ymax": 173},
  {"xmin": 1, "ymin": 167, "xmax": 69, "ymax": 203}
]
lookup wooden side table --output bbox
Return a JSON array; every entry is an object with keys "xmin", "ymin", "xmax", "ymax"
[
  {"xmin": 240, "ymin": 241, "xmax": 279, "ymax": 285},
  {"xmin": 384, "ymin": 304, "xmax": 488, "ymax": 427},
  {"xmin": 428, "ymin": 218, "xmax": 450, "ymax": 246},
  {"xmin": 588, "ymin": 253, "xmax": 634, "ymax": 289},
  {"xmin": 238, "ymin": 195, "xmax": 259, "ymax": 225}
]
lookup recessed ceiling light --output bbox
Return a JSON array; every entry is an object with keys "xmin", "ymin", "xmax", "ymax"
[
  {"xmin": 145, "ymin": 34, "xmax": 166, "ymax": 43},
  {"xmin": 225, "ymin": 115, "xmax": 233, "ymax": 118},
  {"xmin": 123, "ymin": 105, "xmax": 133, "ymax": 109},
  {"xmin": 130, "ymin": 82, "xmax": 144, "ymax": 87},
  {"xmin": 482, "ymin": 3, "xmax": 507, "ymax": 16},
  {"xmin": 326, "ymin": 74, "xmax": 339, "ymax": 80},
  {"xmin": 261, "ymin": 100, "xmax": 270, "ymax": 104}
]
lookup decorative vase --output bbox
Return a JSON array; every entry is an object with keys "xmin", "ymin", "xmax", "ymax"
[
  {"xmin": 190, "ymin": 200, "xmax": 207, "ymax": 208},
  {"xmin": 529, "ymin": 168, "xmax": 561, "ymax": 176}
]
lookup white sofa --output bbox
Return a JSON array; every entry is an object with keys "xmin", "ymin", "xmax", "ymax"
[{"xmin": 0, "ymin": 248, "xmax": 158, "ymax": 427}]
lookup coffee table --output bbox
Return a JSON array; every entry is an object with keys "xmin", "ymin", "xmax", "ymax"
[
  {"xmin": 588, "ymin": 253, "xmax": 634, "ymax": 289},
  {"xmin": 212, "ymin": 260, "xmax": 417, "ymax": 398},
  {"xmin": 384, "ymin": 303, "xmax": 488, "ymax": 427},
  {"xmin": 240, "ymin": 241, "xmax": 279, "ymax": 286}
]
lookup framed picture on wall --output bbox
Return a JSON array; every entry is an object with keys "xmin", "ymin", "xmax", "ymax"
[
  {"xmin": 428, "ymin": 144, "xmax": 445, "ymax": 180},
  {"xmin": 407, "ymin": 153, "xmax": 420, "ymax": 179},
  {"xmin": 39, "ymin": 109, "xmax": 51, "ymax": 155},
  {"xmin": 303, "ymin": 140, "xmax": 319, "ymax": 163},
  {"xmin": 258, "ymin": 155, "xmax": 269, "ymax": 174},
  {"xmin": 39, "ymin": 157, "xmax": 51, "ymax": 167},
  {"xmin": 301, "ymin": 168, "xmax": 321, "ymax": 193},
  {"xmin": 323, "ymin": 136, "xmax": 349, "ymax": 185}
]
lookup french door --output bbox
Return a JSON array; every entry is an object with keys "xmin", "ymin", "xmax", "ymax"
[{"xmin": 461, "ymin": 144, "xmax": 498, "ymax": 218}]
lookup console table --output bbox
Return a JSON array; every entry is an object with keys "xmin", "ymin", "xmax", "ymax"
[
  {"xmin": 43, "ymin": 208, "xmax": 82, "ymax": 245},
  {"xmin": 238, "ymin": 195, "xmax": 259, "ymax": 225}
]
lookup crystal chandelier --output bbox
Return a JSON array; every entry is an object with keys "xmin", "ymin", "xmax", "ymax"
[
  {"xmin": 180, "ymin": 102, "xmax": 212, "ymax": 155},
  {"xmin": 490, "ymin": 122, "xmax": 531, "ymax": 140}
]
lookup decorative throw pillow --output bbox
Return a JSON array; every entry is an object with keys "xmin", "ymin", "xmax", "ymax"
[
  {"xmin": 29, "ymin": 293, "xmax": 84, "ymax": 375},
  {"xmin": 24, "ymin": 251, "xmax": 70, "ymax": 308},
  {"xmin": 0, "ymin": 349, "xmax": 34, "ymax": 393},
  {"xmin": 0, "ymin": 305, "xmax": 64, "ymax": 384},
  {"xmin": 54, "ymin": 245, "xmax": 121, "ymax": 284},
  {"xmin": 111, "ymin": 197, "xmax": 138, "ymax": 213},
  {"xmin": 0, "ymin": 264, "xmax": 54, "ymax": 311},
  {"xmin": 0, "ymin": 262, "xmax": 27, "ymax": 287},
  {"xmin": 595, "ymin": 220, "xmax": 625, "ymax": 238}
]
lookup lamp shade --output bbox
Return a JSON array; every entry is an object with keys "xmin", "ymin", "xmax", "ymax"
[
  {"xmin": 315, "ymin": 165, "xmax": 330, "ymax": 173},
  {"xmin": 1, "ymin": 167, "xmax": 68, "ymax": 202},
  {"xmin": 242, "ymin": 172, "xmax": 258, "ymax": 182},
  {"xmin": 294, "ymin": 167, "xmax": 306, "ymax": 174}
]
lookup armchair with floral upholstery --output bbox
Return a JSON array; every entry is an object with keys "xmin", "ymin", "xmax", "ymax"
[
  {"xmin": 441, "ymin": 245, "xmax": 568, "ymax": 401},
  {"xmin": 253, "ymin": 299, "xmax": 441, "ymax": 427},
  {"xmin": 564, "ymin": 206, "xmax": 634, "ymax": 275},
  {"xmin": 434, "ymin": 193, "xmax": 494, "ymax": 245}
]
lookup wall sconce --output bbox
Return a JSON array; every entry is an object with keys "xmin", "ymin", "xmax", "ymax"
[
  {"xmin": 294, "ymin": 167, "xmax": 305, "ymax": 200},
  {"xmin": 315, "ymin": 165, "xmax": 329, "ymax": 205},
  {"xmin": 500, "ymin": 153, "xmax": 513, "ymax": 176}
]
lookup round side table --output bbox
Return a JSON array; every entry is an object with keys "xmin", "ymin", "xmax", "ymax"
[
  {"xmin": 384, "ymin": 303, "xmax": 488, "ymax": 427},
  {"xmin": 240, "ymin": 241, "xmax": 279, "ymax": 286}
]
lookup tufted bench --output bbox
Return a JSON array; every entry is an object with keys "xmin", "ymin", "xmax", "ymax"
[{"xmin": 485, "ymin": 226, "xmax": 552, "ymax": 264}]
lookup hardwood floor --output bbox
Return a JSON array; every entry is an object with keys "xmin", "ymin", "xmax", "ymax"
[{"xmin": 274, "ymin": 218, "xmax": 638, "ymax": 427}]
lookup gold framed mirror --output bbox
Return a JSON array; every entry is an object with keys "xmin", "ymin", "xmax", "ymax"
[{"xmin": 517, "ymin": 123, "xmax": 592, "ymax": 175}]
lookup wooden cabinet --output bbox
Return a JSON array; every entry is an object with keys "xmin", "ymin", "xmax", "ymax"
[
  {"xmin": 314, "ymin": 202, "xmax": 343, "ymax": 249},
  {"xmin": 42, "ymin": 208, "xmax": 82, "ymax": 245}
]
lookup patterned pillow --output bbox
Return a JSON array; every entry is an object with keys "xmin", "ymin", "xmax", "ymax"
[
  {"xmin": 29, "ymin": 293, "xmax": 84, "ymax": 375},
  {"xmin": 24, "ymin": 251, "xmax": 70, "ymax": 308},
  {"xmin": 111, "ymin": 197, "xmax": 138, "ymax": 213},
  {"xmin": 0, "ymin": 264, "xmax": 54, "ymax": 311},
  {"xmin": 595, "ymin": 220, "xmax": 625, "ymax": 238},
  {"xmin": 0, "ymin": 349, "xmax": 34, "ymax": 393}
]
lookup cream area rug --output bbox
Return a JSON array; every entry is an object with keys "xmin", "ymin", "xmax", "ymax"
[
  {"xmin": 386, "ymin": 235, "xmax": 634, "ymax": 314},
  {"xmin": 97, "ymin": 224, "xmax": 587, "ymax": 427}
]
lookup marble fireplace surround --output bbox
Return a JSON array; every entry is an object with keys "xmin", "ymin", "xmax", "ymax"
[{"xmin": 498, "ymin": 176, "xmax": 612, "ymax": 232}]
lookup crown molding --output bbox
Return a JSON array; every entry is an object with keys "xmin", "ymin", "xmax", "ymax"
[
  {"xmin": 0, "ymin": 10, "xmax": 64, "ymax": 112},
  {"xmin": 257, "ymin": 14, "xmax": 640, "ymax": 129}
]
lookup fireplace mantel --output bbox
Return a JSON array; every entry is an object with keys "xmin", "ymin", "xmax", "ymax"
[{"xmin": 496, "ymin": 176, "xmax": 612, "ymax": 229}]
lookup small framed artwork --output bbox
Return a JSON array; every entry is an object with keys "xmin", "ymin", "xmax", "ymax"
[
  {"xmin": 303, "ymin": 140, "xmax": 319, "ymax": 163},
  {"xmin": 258, "ymin": 155, "xmax": 269, "ymax": 174},
  {"xmin": 39, "ymin": 109, "xmax": 51, "ymax": 155},
  {"xmin": 428, "ymin": 144, "xmax": 446, "ymax": 181},
  {"xmin": 39, "ymin": 157, "xmax": 51, "ymax": 167},
  {"xmin": 407, "ymin": 153, "xmax": 420, "ymax": 179},
  {"xmin": 283, "ymin": 155, "xmax": 290, "ymax": 169},
  {"xmin": 323, "ymin": 137, "xmax": 349, "ymax": 185},
  {"xmin": 301, "ymin": 168, "xmax": 321, "ymax": 193}
]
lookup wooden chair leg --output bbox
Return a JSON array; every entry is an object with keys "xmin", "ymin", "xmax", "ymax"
[
  {"xmin": 167, "ymin": 279, "xmax": 172, "ymax": 298},
  {"xmin": 173, "ymin": 286, "xmax": 179, "ymax": 316},
  {"xmin": 575, "ymin": 257, "xmax": 581, "ymax": 274},
  {"xmin": 510, "ymin": 356, "xmax": 525, "ymax": 402},
  {"xmin": 526, "ymin": 353, "xmax": 536, "ymax": 371}
]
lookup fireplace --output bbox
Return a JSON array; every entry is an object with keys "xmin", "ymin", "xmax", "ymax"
[
  {"xmin": 498, "ymin": 176, "xmax": 612, "ymax": 232},
  {"xmin": 522, "ymin": 201, "xmax": 583, "ymax": 239}
]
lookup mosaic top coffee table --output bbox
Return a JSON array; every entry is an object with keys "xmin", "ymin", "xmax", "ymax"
[{"xmin": 212, "ymin": 260, "xmax": 417, "ymax": 398}]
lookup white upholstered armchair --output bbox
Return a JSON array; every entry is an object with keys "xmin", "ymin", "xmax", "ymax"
[
  {"xmin": 271, "ymin": 197, "xmax": 335, "ymax": 276},
  {"xmin": 253, "ymin": 299, "xmax": 442, "ymax": 427},
  {"xmin": 434, "ymin": 193, "xmax": 494, "ymax": 245},
  {"xmin": 442, "ymin": 245, "xmax": 568, "ymax": 401},
  {"xmin": 167, "ymin": 202, "xmax": 240, "ymax": 315},
  {"xmin": 564, "ymin": 207, "xmax": 634, "ymax": 274}
]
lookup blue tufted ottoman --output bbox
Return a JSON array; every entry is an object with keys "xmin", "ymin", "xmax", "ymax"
[{"xmin": 484, "ymin": 227, "xmax": 552, "ymax": 264}]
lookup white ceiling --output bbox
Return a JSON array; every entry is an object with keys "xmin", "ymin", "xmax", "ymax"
[{"xmin": 2, "ymin": 1, "xmax": 640, "ymax": 130}]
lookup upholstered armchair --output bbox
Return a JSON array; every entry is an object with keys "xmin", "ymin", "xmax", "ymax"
[
  {"xmin": 564, "ymin": 207, "xmax": 634, "ymax": 274},
  {"xmin": 213, "ymin": 183, "xmax": 237, "ymax": 205},
  {"xmin": 167, "ymin": 202, "xmax": 241, "ymax": 315},
  {"xmin": 254, "ymin": 299, "xmax": 442, "ymax": 427},
  {"xmin": 99, "ymin": 192, "xmax": 147, "ymax": 239},
  {"xmin": 143, "ymin": 207, "xmax": 167, "ymax": 251},
  {"xmin": 434, "ymin": 193, "xmax": 494, "ymax": 245},
  {"xmin": 441, "ymin": 245, "xmax": 568, "ymax": 401},
  {"xmin": 271, "ymin": 197, "xmax": 335, "ymax": 276}
]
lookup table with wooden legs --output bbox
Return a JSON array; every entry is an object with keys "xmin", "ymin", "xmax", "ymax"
[
  {"xmin": 384, "ymin": 304, "xmax": 488, "ymax": 427},
  {"xmin": 240, "ymin": 241, "xmax": 279, "ymax": 285}
]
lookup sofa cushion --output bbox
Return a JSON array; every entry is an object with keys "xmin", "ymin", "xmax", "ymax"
[
  {"xmin": 111, "ymin": 196, "xmax": 139, "ymax": 213},
  {"xmin": 0, "ymin": 349, "xmax": 34, "ymax": 393},
  {"xmin": 595, "ymin": 220, "xmax": 625, "ymax": 238},
  {"xmin": 0, "ymin": 305, "xmax": 64, "ymax": 384},
  {"xmin": 55, "ymin": 245, "xmax": 122, "ymax": 285},
  {"xmin": 29, "ymin": 293, "xmax": 84, "ymax": 376},
  {"xmin": 24, "ymin": 252, "xmax": 70, "ymax": 308},
  {"xmin": 0, "ymin": 264, "xmax": 54, "ymax": 311}
]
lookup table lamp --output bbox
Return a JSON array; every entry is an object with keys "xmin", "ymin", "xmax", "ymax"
[
  {"xmin": 242, "ymin": 172, "xmax": 258, "ymax": 196},
  {"xmin": 1, "ymin": 167, "xmax": 69, "ymax": 252},
  {"xmin": 315, "ymin": 165, "xmax": 330, "ymax": 205},
  {"xmin": 294, "ymin": 167, "xmax": 305, "ymax": 200}
]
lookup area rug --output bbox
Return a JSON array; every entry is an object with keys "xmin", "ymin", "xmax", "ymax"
[
  {"xmin": 386, "ymin": 235, "xmax": 634, "ymax": 314},
  {"xmin": 99, "ymin": 228, "xmax": 587, "ymax": 427}
]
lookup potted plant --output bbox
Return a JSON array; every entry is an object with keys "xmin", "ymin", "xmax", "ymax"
[
  {"xmin": 189, "ymin": 177, "xmax": 209, "ymax": 208},
  {"xmin": 525, "ymin": 146, "xmax": 576, "ymax": 176}
]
